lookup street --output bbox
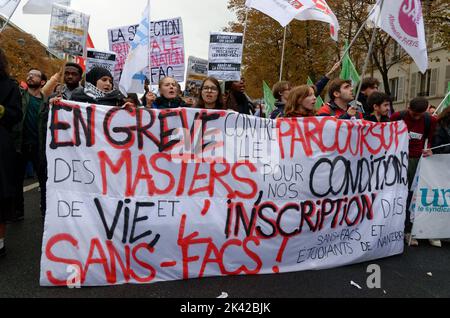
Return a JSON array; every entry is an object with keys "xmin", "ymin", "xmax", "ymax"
[{"xmin": 1, "ymin": 184, "xmax": 450, "ymax": 298}]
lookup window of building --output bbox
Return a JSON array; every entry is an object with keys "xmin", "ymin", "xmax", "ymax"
[
  {"xmin": 389, "ymin": 77, "xmax": 404, "ymax": 102},
  {"xmin": 411, "ymin": 69, "xmax": 439, "ymax": 98}
]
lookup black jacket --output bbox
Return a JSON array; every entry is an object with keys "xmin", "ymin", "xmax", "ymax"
[
  {"xmin": 270, "ymin": 101, "xmax": 285, "ymax": 119},
  {"xmin": 152, "ymin": 96, "xmax": 187, "ymax": 109},
  {"xmin": 0, "ymin": 78, "xmax": 23, "ymax": 199},
  {"xmin": 364, "ymin": 114, "xmax": 390, "ymax": 123},
  {"xmin": 70, "ymin": 87, "xmax": 125, "ymax": 106},
  {"xmin": 432, "ymin": 125, "xmax": 450, "ymax": 154}
]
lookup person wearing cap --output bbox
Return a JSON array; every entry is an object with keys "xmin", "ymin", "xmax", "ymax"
[{"xmin": 71, "ymin": 67, "xmax": 125, "ymax": 106}]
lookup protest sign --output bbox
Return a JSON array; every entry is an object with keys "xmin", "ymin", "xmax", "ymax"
[
  {"xmin": 108, "ymin": 24, "xmax": 139, "ymax": 86},
  {"xmin": 86, "ymin": 49, "xmax": 116, "ymax": 74},
  {"xmin": 48, "ymin": 4, "xmax": 90, "ymax": 57},
  {"xmin": 411, "ymin": 155, "xmax": 450, "ymax": 239},
  {"xmin": 185, "ymin": 56, "xmax": 208, "ymax": 97},
  {"xmin": 208, "ymin": 32, "xmax": 243, "ymax": 81},
  {"xmin": 149, "ymin": 17, "xmax": 185, "ymax": 85},
  {"xmin": 109, "ymin": 17, "xmax": 185, "ymax": 89},
  {"xmin": 41, "ymin": 101, "xmax": 409, "ymax": 286}
]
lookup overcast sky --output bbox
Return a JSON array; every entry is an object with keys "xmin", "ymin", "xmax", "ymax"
[{"xmin": 10, "ymin": 0, "xmax": 237, "ymax": 60}]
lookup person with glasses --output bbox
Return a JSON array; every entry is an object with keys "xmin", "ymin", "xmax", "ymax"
[
  {"xmin": 11, "ymin": 68, "xmax": 47, "ymax": 222},
  {"xmin": 197, "ymin": 77, "xmax": 224, "ymax": 110},
  {"xmin": 153, "ymin": 77, "xmax": 186, "ymax": 109}
]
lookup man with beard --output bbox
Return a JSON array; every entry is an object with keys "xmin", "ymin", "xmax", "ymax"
[
  {"xmin": 12, "ymin": 68, "xmax": 47, "ymax": 222},
  {"xmin": 317, "ymin": 79, "xmax": 363, "ymax": 120}
]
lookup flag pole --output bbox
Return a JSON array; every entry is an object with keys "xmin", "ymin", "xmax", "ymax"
[
  {"xmin": 353, "ymin": 0, "xmax": 384, "ymax": 113},
  {"xmin": 279, "ymin": 26, "xmax": 287, "ymax": 82},
  {"xmin": 331, "ymin": 4, "xmax": 379, "ymax": 73},
  {"xmin": 0, "ymin": 3, "xmax": 19, "ymax": 34},
  {"xmin": 242, "ymin": 8, "xmax": 250, "ymax": 49}
]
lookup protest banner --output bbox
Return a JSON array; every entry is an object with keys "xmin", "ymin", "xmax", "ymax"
[
  {"xmin": 40, "ymin": 101, "xmax": 409, "ymax": 286},
  {"xmin": 86, "ymin": 49, "xmax": 116, "ymax": 75},
  {"xmin": 208, "ymin": 32, "xmax": 243, "ymax": 81},
  {"xmin": 108, "ymin": 24, "xmax": 140, "ymax": 87},
  {"xmin": 185, "ymin": 56, "xmax": 208, "ymax": 97},
  {"xmin": 48, "ymin": 4, "xmax": 90, "ymax": 57},
  {"xmin": 411, "ymin": 155, "xmax": 450, "ymax": 239}
]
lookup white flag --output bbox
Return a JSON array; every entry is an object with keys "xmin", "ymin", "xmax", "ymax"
[
  {"xmin": 119, "ymin": 2, "xmax": 150, "ymax": 95},
  {"xmin": 23, "ymin": 0, "xmax": 70, "ymax": 14},
  {"xmin": 294, "ymin": 0, "xmax": 340, "ymax": 41},
  {"xmin": 245, "ymin": 0, "xmax": 315, "ymax": 27},
  {"xmin": 0, "ymin": 0, "xmax": 20, "ymax": 19},
  {"xmin": 246, "ymin": 0, "xmax": 339, "ymax": 41},
  {"xmin": 369, "ymin": 0, "xmax": 428, "ymax": 73}
]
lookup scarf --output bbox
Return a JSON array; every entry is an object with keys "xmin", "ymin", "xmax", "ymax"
[{"xmin": 84, "ymin": 82, "xmax": 108, "ymax": 100}]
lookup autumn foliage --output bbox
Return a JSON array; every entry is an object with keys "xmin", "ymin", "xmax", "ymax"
[{"xmin": 0, "ymin": 24, "xmax": 64, "ymax": 82}]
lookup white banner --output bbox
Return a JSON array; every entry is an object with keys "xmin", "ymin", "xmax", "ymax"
[
  {"xmin": 412, "ymin": 155, "xmax": 450, "ymax": 239},
  {"xmin": 86, "ymin": 49, "xmax": 116, "ymax": 75},
  {"xmin": 295, "ymin": 0, "xmax": 340, "ymax": 41},
  {"xmin": 245, "ymin": 0, "xmax": 315, "ymax": 27},
  {"xmin": 369, "ymin": 0, "xmax": 428, "ymax": 73},
  {"xmin": 208, "ymin": 32, "xmax": 243, "ymax": 82},
  {"xmin": 41, "ymin": 101, "xmax": 409, "ymax": 286},
  {"xmin": 48, "ymin": 4, "xmax": 90, "ymax": 57},
  {"xmin": 0, "ymin": 0, "xmax": 20, "ymax": 19},
  {"xmin": 23, "ymin": 0, "xmax": 70, "ymax": 14}
]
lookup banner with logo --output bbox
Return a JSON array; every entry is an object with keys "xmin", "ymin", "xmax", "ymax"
[
  {"xmin": 369, "ymin": 0, "xmax": 428, "ymax": 73},
  {"xmin": 412, "ymin": 155, "xmax": 450, "ymax": 239},
  {"xmin": 40, "ymin": 101, "xmax": 409, "ymax": 286}
]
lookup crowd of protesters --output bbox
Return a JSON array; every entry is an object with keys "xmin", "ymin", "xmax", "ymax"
[{"xmin": 1, "ymin": 48, "xmax": 450, "ymax": 257}]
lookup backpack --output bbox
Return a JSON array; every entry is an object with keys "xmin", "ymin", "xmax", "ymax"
[{"xmin": 399, "ymin": 110, "xmax": 431, "ymax": 141}]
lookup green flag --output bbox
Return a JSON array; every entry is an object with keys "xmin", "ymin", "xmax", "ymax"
[
  {"xmin": 443, "ymin": 82, "xmax": 450, "ymax": 112},
  {"xmin": 307, "ymin": 77, "xmax": 324, "ymax": 110},
  {"xmin": 340, "ymin": 41, "xmax": 360, "ymax": 86},
  {"xmin": 263, "ymin": 81, "xmax": 276, "ymax": 118}
]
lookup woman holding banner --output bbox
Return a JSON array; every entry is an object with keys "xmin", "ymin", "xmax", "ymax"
[
  {"xmin": 152, "ymin": 77, "xmax": 186, "ymax": 109},
  {"xmin": 71, "ymin": 67, "xmax": 125, "ymax": 106},
  {"xmin": 196, "ymin": 77, "xmax": 224, "ymax": 110},
  {"xmin": 0, "ymin": 49, "xmax": 23, "ymax": 257},
  {"xmin": 283, "ymin": 85, "xmax": 317, "ymax": 118}
]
